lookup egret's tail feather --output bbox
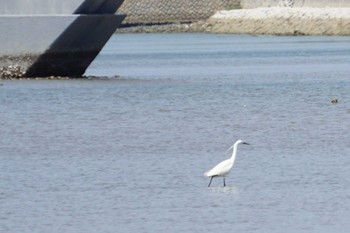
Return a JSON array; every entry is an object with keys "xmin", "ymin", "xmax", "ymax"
[{"xmin": 204, "ymin": 170, "xmax": 215, "ymax": 177}]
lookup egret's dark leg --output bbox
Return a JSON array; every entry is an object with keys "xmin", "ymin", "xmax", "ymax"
[
  {"xmin": 208, "ymin": 176, "xmax": 214, "ymax": 187},
  {"xmin": 223, "ymin": 177, "xmax": 226, "ymax": 187}
]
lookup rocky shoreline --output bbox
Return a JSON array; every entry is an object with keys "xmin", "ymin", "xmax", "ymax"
[
  {"xmin": 116, "ymin": 21, "xmax": 211, "ymax": 34},
  {"xmin": 117, "ymin": 7, "xmax": 350, "ymax": 36}
]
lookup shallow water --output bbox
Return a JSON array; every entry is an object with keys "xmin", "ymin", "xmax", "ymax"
[{"xmin": 2, "ymin": 34, "xmax": 350, "ymax": 233}]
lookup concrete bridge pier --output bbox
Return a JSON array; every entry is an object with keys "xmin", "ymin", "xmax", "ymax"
[{"xmin": 0, "ymin": 0, "xmax": 126, "ymax": 78}]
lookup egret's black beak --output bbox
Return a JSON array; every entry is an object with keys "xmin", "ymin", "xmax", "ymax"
[{"xmin": 243, "ymin": 142, "xmax": 250, "ymax": 145}]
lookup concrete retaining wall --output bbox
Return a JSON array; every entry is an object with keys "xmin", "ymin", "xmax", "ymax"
[
  {"xmin": 117, "ymin": 0, "xmax": 241, "ymax": 23},
  {"xmin": 242, "ymin": 0, "xmax": 350, "ymax": 8},
  {"xmin": 208, "ymin": 7, "xmax": 350, "ymax": 35},
  {"xmin": 118, "ymin": 0, "xmax": 350, "ymax": 24}
]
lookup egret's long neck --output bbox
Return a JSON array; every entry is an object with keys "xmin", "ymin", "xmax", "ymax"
[{"xmin": 230, "ymin": 143, "xmax": 238, "ymax": 162}]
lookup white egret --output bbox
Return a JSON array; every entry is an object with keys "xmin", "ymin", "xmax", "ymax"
[{"xmin": 204, "ymin": 140, "xmax": 250, "ymax": 187}]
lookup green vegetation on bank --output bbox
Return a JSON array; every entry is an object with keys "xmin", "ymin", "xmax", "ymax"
[{"xmin": 224, "ymin": 2, "xmax": 242, "ymax": 10}]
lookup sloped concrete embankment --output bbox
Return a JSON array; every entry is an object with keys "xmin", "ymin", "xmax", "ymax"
[
  {"xmin": 208, "ymin": 7, "xmax": 350, "ymax": 35},
  {"xmin": 117, "ymin": 0, "xmax": 350, "ymax": 35},
  {"xmin": 242, "ymin": 0, "xmax": 350, "ymax": 8}
]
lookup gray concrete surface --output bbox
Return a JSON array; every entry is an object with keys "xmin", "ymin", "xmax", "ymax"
[
  {"xmin": 242, "ymin": 0, "xmax": 350, "ymax": 8},
  {"xmin": 0, "ymin": 0, "xmax": 124, "ymax": 15}
]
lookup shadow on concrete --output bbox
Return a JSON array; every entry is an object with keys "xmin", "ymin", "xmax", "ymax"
[
  {"xmin": 74, "ymin": 0, "xmax": 124, "ymax": 14},
  {"xmin": 25, "ymin": 0, "xmax": 125, "ymax": 77},
  {"xmin": 25, "ymin": 14, "xmax": 125, "ymax": 77}
]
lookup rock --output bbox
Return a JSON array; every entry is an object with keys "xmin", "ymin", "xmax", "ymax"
[
  {"xmin": 331, "ymin": 98, "xmax": 338, "ymax": 104},
  {"xmin": 0, "ymin": 65, "xmax": 25, "ymax": 79}
]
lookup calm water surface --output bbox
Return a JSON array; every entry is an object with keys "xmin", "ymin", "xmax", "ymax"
[{"xmin": 2, "ymin": 34, "xmax": 350, "ymax": 233}]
